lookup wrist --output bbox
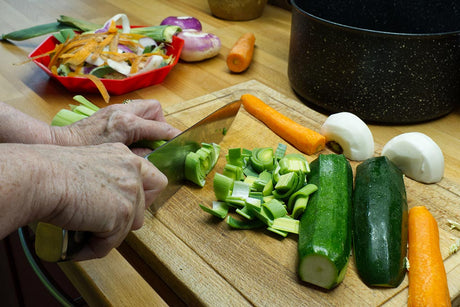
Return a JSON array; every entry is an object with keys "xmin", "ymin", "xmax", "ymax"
[
  {"xmin": 0, "ymin": 144, "xmax": 61, "ymax": 237},
  {"xmin": 49, "ymin": 125, "xmax": 85, "ymax": 146}
]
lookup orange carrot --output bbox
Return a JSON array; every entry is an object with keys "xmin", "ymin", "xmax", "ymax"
[
  {"xmin": 408, "ymin": 206, "xmax": 451, "ymax": 307},
  {"xmin": 240, "ymin": 94, "xmax": 326, "ymax": 155},
  {"xmin": 227, "ymin": 33, "xmax": 256, "ymax": 73}
]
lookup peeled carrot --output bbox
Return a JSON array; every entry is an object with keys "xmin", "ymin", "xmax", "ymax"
[
  {"xmin": 241, "ymin": 94, "xmax": 326, "ymax": 155},
  {"xmin": 227, "ymin": 33, "xmax": 256, "ymax": 73},
  {"xmin": 408, "ymin": 206, "xmax": 451, "ymax": 307}
]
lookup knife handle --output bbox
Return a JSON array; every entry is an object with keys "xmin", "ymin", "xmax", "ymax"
[{"xmin": 34, "ymin": 222, "xmax": 89, "ymax": 262}]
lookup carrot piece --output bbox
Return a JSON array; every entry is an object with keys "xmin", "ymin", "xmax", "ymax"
[
  {"xmin": 81, "ymin": 73, "xmax": 111, "ymax": 104},
  {"xmin": 408, "ymin": 206, "xmax": 451, "ymax": 307},
  {"xmin": 240, "ymin": 94, "xmax": 326, "ymax": 155},
  {"xmin": 227, "ymin": 33, "xmax": 256, "ymax": 73}
]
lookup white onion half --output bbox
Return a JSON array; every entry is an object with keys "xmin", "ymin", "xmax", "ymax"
[
  {"xmin": 320, "ymin": 112, "xmax": 374, "ymax": 161},
  {"xmin": 381, "ymin": 132, "xmax": 444, "ymax": 183}
]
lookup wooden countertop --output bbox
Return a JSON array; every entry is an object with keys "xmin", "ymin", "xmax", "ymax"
[{"xmin": 1, "ymin": 0, "xmax": 459, "ymax": 306}]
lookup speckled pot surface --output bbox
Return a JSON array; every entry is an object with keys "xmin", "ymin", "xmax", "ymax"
[{"xmin": 288, "ymin": 0, "xmax": 460, "ymax": 124}]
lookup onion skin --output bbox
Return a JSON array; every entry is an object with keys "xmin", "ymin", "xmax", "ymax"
[
  {"xmin": 177, "ymin": 30, "xmax": 221, "ymax": 62},
  {"xmin": 160, "ymin": 16, "xmax": 202, "ymax": 31}
]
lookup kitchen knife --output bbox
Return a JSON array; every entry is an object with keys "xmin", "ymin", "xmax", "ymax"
[{"xmin": 34, "ymin": 100, "xmax": 242, "ymax": 262}]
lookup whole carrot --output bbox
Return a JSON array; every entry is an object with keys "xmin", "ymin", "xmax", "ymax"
[
  {"xmin": 241, "ymin": 94, "xmax": 325, "ymax": 155},
  {"xmin": 408, "ymin": 206, "xmax": 451, "ymax": 307},
  {"xmin": 226, "ymin": 33, "xmax": 255, "ymax": 73}
]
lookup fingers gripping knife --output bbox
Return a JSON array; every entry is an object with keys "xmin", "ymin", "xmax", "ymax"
[{"xmin": 34, "ymin": 100, "xmax": 242, "ymax": 262}]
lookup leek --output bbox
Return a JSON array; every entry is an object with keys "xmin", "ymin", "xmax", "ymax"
[
  {"xmin": 287, "ymin": 183, "xmax": 318, "ymax": 215},
  {"xmin": 267, "ymin": 227, "xmax": 288, "ymax": 237},
  {"xmin": 130, "ymin": 25, "xmax": 181, "ymax": 43},
  {"xmin": 51, "ymin": 95, "xmax": 100, "ymax": 126},
  {"xmin": 262, "ymin": 199, "xmax": 287, "ymax": 220},
  {"xmin": 278, "ymin": 153, "xmax": 310, "ymax": 174},
  {"xmin": 184, "ymin": 152, "xmax": 206, "ymax": 187},
  {"xmin": 274, "ymin": 143, "xmax": 287, "ymax": 161},
  {"xmin": 230, "ymin": 181, "xmax": 251, "ymax": 199},
  {"xmin": 213, "ymin": 173, "xmax": 234, "ymax": 201},
  {"xmin": 1, "ymin": 22, "xmax": 77, "ymax": 41},
  {"xmin": 227, "ymin": 216, "xmax": 265, "ymax": 230},
  {"xmin": 222, "ymin": 164, "xmax": 244, "ymax": 181},
  {"xmin": 226, "ymin": 147, "xmax": 247, "ymax": 167},
  {"xmin": 250, "ymin": 147, "xmax": 274, "ymax": 172},
  {"xmin": 184, "ymin": 143, "xmax": 220, "ymax": 187},
  {"xmin": 199, "ymin": 201, "xmax": 229, "ymax": 219},
  {"xmin": 236, "ymin": 205, "xmax": 256, "ymax": 220},
  {"xmin": 271, "ymin": 216, "xmax": 300, "ymax": 234},
  {"xmin": 51, "ymin": 109, "xmax": 86, "ymax": 126},
  {"xmin": 272, "ymin": 172, "xmax": 305, "ymax": 200},
  {"xmin": 2, "ymin": 15, "xmax": 180, "ymax": 43},
  {"xmin": 201, "ymin": 143, "xmax": 319, "ymax": 238}
]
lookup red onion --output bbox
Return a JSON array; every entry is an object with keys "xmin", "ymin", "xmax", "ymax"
[
  {"xmin": 177, "ymin": 30, "xmax": 221, "ymax": 62},
  {"xmin": 160, "ymin": 16, "xmax": 202, "ymax": 31}
]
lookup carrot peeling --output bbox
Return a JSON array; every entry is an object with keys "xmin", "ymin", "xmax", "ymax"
[
  {"xmin": 408, "ymin": 206, "xmax": 451, "ymax": 307},
  {"xmin": 240, "ymin": 94, "xmax": 325, "ymax": 155},
  {"xmin": 227, "ymin": 33, "xmax": 255, "ymax": 73}
]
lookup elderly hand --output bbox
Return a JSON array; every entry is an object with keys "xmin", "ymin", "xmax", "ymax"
[
  {"xmin": 0, "ymin": 143, "xmax": 166, "ymax": 260},
  {"xmin": 0, "ymin": 100, "xmax": 180, "ymax": 260},
  {"xmin": 51, "ymin": 99, "xmax": 181, "ymax": 155}
]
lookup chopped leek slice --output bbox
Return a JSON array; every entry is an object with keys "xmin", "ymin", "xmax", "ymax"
[
  {"xmin": 250, "ymin": 147, "xmax": 274, "ymax": 172},
  {"xmin": 275, "ymin": 172, "xmax": 296, "ymax": 192},
  {"xmin": 267, "ymin": 227, "xmax": 288, "ymax": 237},
  {"xmin": 213, "ymin": 173, "xmax": 234, "ymax": 201},
  {"xmin": 72, "ymin": 95, "xmax": 100, "ymax": 111},
  {"xmin": 271, "ymin": 216, "xmax": 300, "ymax": 234},
  {"xmin": 236, "ymin": 205, "xmax": 256, "ymax": 220},
  {"xmin": 243, "ymin": 164, "xmax": 259, "ymax": 177},
  {"xmin": 226, "ymin": 147, "xmax": 246, "ymax": 167},
  {"xmin": 272, "ymin": 172, "xmax": 305, "ymax": 200},
  {"xmin": 227, "ymin": 216, "xmax": 265, "ymax": 230},
  {"xmin": 185, "ymin": 142, "xmax": 221, "ymax": 187},
  {"xmin": 51, "ymin": 109, "xmax": 87, "ymax": 126},
  {"xmin": 275, "ymin": 143, "xmax": 287, "ymax": 161},
  {"xmin": 292, "ymin": 197, "xmax": 308, "ymax": 219},
  {"xmin": 224, "ymin": 196, "xmax": 246, "ymax": 208},
  {"xmin": 51, "ymin": 95, "xmax": 100, "ymax": 126},
  {"xmin": 278, "ymin": 153, "xmax": 310, "ymax": 175},
  {"xmin": 287, "ymin": 183, "xmax": 318, "ymax": 214},
  {"xmin": 70, "ymin": 105, "xmax": 97, "ymax": 117},
  {"xmin": 223, "ymin": 164, "xmax": 244, "ymax": 181},
  {"xmin": 231, "ymin": 181, "xmax": 251, "ymax": 199},
  {"xmin": 185, "ymin": 152, "xmax": 206, "ymax": 187},
  {"xmin": 262, "ymin": 199, "xmax": 287, "ymax": 220},
  {"xmin": 199, "ymin": 201, "xmax": 229, "ymax": 219}
]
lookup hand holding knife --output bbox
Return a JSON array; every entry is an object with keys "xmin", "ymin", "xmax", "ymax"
[{"xmin": 34, "ymin": 100, "xmax": 241, "ymax": 262}]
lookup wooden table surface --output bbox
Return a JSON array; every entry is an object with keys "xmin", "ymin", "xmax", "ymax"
[{"xmin": 1, "ymin": 0, "xmax": 459, "ymax": 306}]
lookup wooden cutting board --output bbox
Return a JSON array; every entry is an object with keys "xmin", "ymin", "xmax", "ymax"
[{"xmin": 126, "ymin": 80, "xmax": 460, "ymax": 306}]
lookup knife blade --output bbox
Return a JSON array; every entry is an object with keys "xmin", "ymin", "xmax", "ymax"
[
  {"xmin": 34, "ymin": 100, "xmax": 242, "ymax": 262},
  {"xmin": 146, "ymin": 99, "xmax": 241, "ymax": 213}
]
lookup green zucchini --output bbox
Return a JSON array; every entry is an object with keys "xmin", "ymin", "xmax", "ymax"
[
  {"xmin": 298, "ymin": 154, "xmax": 353, "ymax": 289},
  {"xmin": 352, "ymin": 156, "xmax": 408, "ymax": 287}
]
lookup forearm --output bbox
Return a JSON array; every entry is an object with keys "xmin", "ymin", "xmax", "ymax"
[
  {"xmin": 0, "ymin": 144, "xmax": 59, "ymax": 239},
  {"xmin": 0, "ymin": 102, "xmax": 53, "ymax": 144}
]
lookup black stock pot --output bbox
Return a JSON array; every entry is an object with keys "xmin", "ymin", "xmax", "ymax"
[{"xmin": 288, "ymin": 0, "xmax": 460, "ymax": 123}]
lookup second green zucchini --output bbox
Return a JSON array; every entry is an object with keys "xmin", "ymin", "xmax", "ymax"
[{"xmin": 352, "ymin": 156, "xmax": 408, "ymax": 287}]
